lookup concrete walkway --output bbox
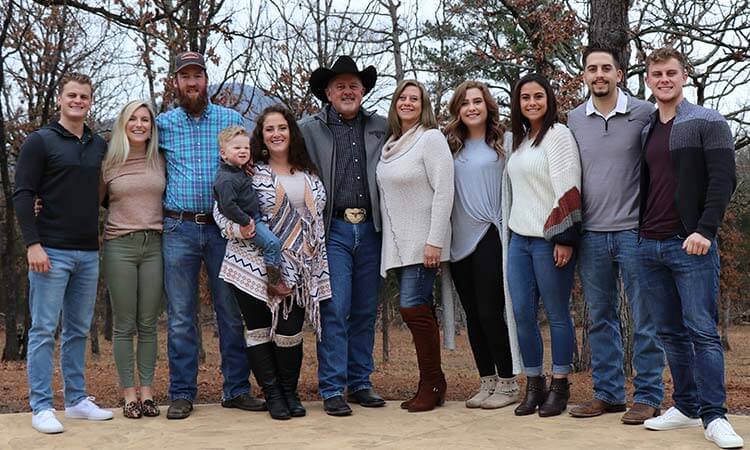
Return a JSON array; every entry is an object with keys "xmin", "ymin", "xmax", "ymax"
[{"xmin": 2, "ymin": 402, "xmax": 747, "ymax": 449}]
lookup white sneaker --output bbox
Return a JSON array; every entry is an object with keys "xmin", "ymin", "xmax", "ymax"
[
  {"xmin": 644, "ymin": 406, "xmax": 702, "ymax": 431},
  {"xmin": 65, "ymin": 396, "xmax": 114, "ymax": 421},
  {"xmin": 32, "ymin": 409, "xmax": 64, "ymax": 434},
  {"xmin": 705, "ymin": 418, "xmax": 744, "ymax": 449}
]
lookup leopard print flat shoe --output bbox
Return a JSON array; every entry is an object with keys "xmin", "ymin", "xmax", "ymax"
[
  {"xmin": 123, "ymin": 401, "xmax": 142, "ymax": 419},
  {"xmin": 141, "ymin": 399, "xmax": 160, "ymax": 417}
]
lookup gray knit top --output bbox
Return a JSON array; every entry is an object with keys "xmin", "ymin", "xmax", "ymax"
[{"xmin": 450, "ymin": 138, "xmax": 504, "ymax": 262}]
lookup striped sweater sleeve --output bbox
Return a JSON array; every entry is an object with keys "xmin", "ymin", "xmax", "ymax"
[{"xmin": 543, "ymin": 125, "xmax": 582, "ymax": 245}]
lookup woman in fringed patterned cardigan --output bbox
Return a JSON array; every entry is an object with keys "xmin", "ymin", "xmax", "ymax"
[
  {"xmin": 214, "ymin": 105, "xmax": 331, "ymax": 421},
  {"xmin": 501, "ymin": 73, "xmax": 582, "ymax": 418}
]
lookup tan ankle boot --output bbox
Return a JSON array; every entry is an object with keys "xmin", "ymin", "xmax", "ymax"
[
  {"xmin": 481, "ymin": 375, "xmax": 520, "ymax": 409},
  {"xmin": 465, "ymin": 375, "xmax": 497, "ymax": 408}
]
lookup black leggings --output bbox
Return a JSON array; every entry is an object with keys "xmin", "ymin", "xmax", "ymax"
[
  {"xmin": 451, "ymin": 226, "xmax": 514, "ymax": 378},
  {"xmin": 232, "ymin": 286, "xmax": 305, "ymax": 341}
]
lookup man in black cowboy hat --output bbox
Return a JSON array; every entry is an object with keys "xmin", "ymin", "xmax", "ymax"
[{"xmin": 299, "ymin": 55, "xmax": 387, "ymax": 416}]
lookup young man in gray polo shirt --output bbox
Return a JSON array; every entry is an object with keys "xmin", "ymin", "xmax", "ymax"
[{"xmin": 567, "ymin": 46, "xmax": 665, "ymax": 425}]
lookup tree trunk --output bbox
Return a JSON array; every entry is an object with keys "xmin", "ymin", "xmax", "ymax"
[
  {"xmin": 589, "ymin": 0, "xmax": 631, "ymax": 75},
  {"xmin": 21, "ymin": 283, "xmax": 31, "ymax": 358},
  {"xmin": 0, "ymin": 0, "xmax": 21, "ymax": 362},
  {"xmin": 574, "ymin": 298, "xmax": 592, "ymax": 372},
  {"xmin": 721, "ymin": 296, "xmax": 732, "ymax": 351},
  {"xmin": 385, "ymin": 0, "xmax": 404, "ymax": 82},
  {"xmin": 89, "ymin": 307, "xmax": 100, "ymax": 355},
  {"xmin": 618, "ymin": 278, "xmax": 633, "ymax": 377},
  {"xmin": 103, "ymin": 287, "xmax": 113, "ymax": 342},
  {"xmin": 381, "ymin": 289, "xmax": 390, "ymax": 363}
]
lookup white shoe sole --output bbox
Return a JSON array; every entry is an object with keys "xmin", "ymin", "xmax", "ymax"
[
  {"xmin": 705, "ymin": 433, "xmax": 744, "ymax": 449},
  {"xmin": 65, "ymin": 411, "xmax": 113, "ymax": 420},
  {"xmin": 645, "ymin": 420, "xmax": 702, "ymax": 431},
  {"xmin": 32, "ymin": 425, "xmax": 64, "ymax": 434}
]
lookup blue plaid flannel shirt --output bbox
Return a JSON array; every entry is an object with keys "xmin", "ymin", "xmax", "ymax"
[{"xmin": 157, "ymin": 102, "xmax": 244, "ymax": 213}]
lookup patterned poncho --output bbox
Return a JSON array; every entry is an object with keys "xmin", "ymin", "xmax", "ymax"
[{"xmin": 214, "ymin": 164, "xmax": 331, "ymax": 337}]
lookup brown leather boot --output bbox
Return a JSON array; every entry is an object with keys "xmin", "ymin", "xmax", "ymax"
[
  {"xmin": 400, "ymin": 305, "xmax": 447, "ymax": 413},
  {"xmin": 266, "ymin": 266, "xmax": 292, "ymax": 297},
  {"xmin": 538, "ymin": 377, "xmax": 570, "ymax": 417},
  {"xmin": 514, "ymin": 375, "xmax": 548, "ymax": 416}
]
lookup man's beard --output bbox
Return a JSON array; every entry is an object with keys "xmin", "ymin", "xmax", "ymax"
[
  {"xmin": 177, "ymin": 87, "xmax": 208, "ymax": 115},
  {"xmin": 591, "ymin": 85, "xmax": 612, "ymax": 98}
]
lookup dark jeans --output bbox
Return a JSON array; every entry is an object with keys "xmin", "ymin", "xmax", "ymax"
[
  {"xmin": 579, "ymin": 230, "xmax": 664, "ymax": 408},
  {"xmin": 316, "ymin": 218, "xmax": 381, "ymax": 400},
  {"xmin": 162, "ymin": 218, "xmax": 251, "ymax": 402},
  {"xmin": 638, "ymin": 236, "xmax": 727, "ymax": 426},
  {"xmin": 451, "ymin": 226, "xmax": 514, "ymax": 378}
]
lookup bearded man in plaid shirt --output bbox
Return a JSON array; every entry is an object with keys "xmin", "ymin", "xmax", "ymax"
[{"xmin": 157, "ymin": 52, "xmax": 265, "ymax": 419}]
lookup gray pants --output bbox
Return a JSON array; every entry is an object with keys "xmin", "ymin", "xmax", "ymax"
[{"xmin": 102, "ymin": 230, "xmax": 163, "ymax": 388}]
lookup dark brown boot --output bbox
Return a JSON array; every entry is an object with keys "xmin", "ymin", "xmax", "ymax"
[
  {"xmin": 400, "ymin": 305, "xmax": 446, "ymax": 413},
  {"xmin": 266, "ymin": 266, "xmax": 292, "ymax": 297},
  {"xmin": 538, "ymin": 377, "xmax": 570, "ymax": 417},
  {"xmin": 514, "ymin": 375, "xmax": 548, "ymax": 416}
]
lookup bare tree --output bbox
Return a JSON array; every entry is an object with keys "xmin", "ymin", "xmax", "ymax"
[{"xmin": 1, "ymin": 0, "xmax": 22, "ymax": 361}]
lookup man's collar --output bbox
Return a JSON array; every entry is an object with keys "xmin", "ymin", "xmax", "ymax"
[{"xmin": 586, "ymin": 88, "xmax": 628, "ymax": 117}]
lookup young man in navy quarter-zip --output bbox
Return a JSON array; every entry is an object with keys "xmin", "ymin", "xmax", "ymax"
[{"xmin": 14, "ymin": 73, "xmax": 113, "ymax": 434}]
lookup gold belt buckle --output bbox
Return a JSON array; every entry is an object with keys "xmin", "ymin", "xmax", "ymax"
[{"xmin": 344, "ymin": 208, "xmax": 366, "ymax": 224}]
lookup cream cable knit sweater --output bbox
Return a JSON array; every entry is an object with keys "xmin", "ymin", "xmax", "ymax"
[
  {"xmin": 377, "ymin": 126, "xmax": 455, "ymax": 277},
  {"xmin": 505, "ymin": 124, "xmax": 581, "ymax": 238}
]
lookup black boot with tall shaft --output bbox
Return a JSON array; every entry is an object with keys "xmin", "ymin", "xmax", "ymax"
[
  {"xmin": 247, "ymin": 343, "xmax": 291, "ymax": 420},
  {"xmin": 274, "ymin": 343, "xmax": 306, "ymax": 417}
]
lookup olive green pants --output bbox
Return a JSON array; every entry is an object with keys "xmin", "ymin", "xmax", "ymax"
[{"xmin": 103, "ymin": 231, "xmax": 163, "ymax": 388}]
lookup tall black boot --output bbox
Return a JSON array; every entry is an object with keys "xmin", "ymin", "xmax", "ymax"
[
  {"xmin": 274, "ymin": 343, "xmax": 306, "ymax": 417},
  {"xmin": 247, "ymin": 343, "xmax": 291, "ymax": 420},
  {"xmin": 538, "ymin": 377, "xmax": 570, "ymax": 417},
  {"xmin": 514, "ymin": 375, "xmax": 548, "ymax": 416}
]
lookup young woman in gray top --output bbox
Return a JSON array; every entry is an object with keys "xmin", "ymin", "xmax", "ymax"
[{"xmin": 444, "ymin": 81, "xmax": 522, "ymax": 409}]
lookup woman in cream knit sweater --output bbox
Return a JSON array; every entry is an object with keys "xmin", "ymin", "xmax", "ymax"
[
  {"xmin": 503, "ymin": 73, "xmax": 582, "ymax": 418},
  {"xmin": 377, "ymin": 79, "xmax": 454, "ymax": 412}
]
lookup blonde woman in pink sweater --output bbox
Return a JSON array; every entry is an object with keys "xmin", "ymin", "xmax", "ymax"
[{"xmin": 101, "ymin": 100, "xmax": 165, "ymax": 419}]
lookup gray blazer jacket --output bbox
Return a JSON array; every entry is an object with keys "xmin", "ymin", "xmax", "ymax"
[{"xmin": 299, "ymin": 106, "xmax": 387, "ymax": 232}]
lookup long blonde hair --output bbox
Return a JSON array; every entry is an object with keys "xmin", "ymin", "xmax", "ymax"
[{"xmin": 104, "ymin": 100, "xmax": 160, "ymax": 173}]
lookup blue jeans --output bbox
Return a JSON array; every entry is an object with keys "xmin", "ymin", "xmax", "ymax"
[
  {"xmin": 507, "ymin": 233, "xmax": 575, "ymax": 376},
  {"xmin": 638, "ymin": 236, "xmax": 726, "ymax": 426},
  {"xmin": 27, "ymin": 247, "xmax": 99, "ymax": 414},
  {"xmin": 252, "ymin": 213, "xmax": 282, "ymax": 268},
  {"xmin": 317, "ymin": 218, "xmax": 381, "ymax": 400},
  {"xmin": 396, "ymin": 264, "xmax": 437, "ymax": 308},
  {"xmin": 162, "ymin": 217, "xmax": 251, "ymax": 402},
  {"xmin": 579, "ymin": 230, "xmax": 664, "ymax": 408}
]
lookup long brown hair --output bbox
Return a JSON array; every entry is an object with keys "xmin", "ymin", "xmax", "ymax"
[
  {"xmin": 250, "ymin": 104, "xmax": 318, "ymax": 175},
  {"xmin": 510, "ymin": 73, "xmax": 558, "ymax": 151},
  {"xmin": 386, "ymin": 79, "xmax": 437, "ymax": 138},
  {"xmin": 443, "ymin": 80, "xmax": 505, "ymax": 157}
]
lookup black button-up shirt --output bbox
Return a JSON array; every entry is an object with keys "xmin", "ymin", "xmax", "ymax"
[{"xmin": 328, "ymin": 105, "xmax": 371, "ymax": 210}]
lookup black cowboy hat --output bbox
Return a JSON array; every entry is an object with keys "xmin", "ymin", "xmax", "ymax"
[{"xmin": 309, "ymin": 56, "xmax": 377, "ymax": 102}]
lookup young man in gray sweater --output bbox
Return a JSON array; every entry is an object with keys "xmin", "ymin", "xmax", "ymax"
[{"xmin": 567, "ymin": 46, "xmax": 664, "ymax": 425}]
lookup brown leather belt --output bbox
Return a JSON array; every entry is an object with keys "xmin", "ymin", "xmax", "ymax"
[
  {"xmin": 164, "ymin": 210, "xmax": 214, "ymax": 225},
  {"xmin": 334, "ymin": 208, "xmax": 367, "ymax": 224}
]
